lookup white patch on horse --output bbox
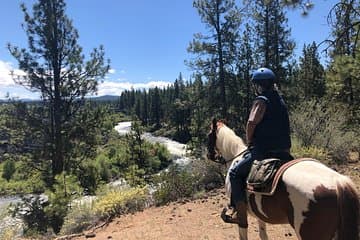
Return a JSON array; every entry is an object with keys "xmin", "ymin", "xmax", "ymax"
[{"xmin": 282, "ymin": 161, "xmax": 339, "ymax": 238}]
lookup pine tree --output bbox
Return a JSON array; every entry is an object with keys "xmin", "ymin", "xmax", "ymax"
[
  {"xmin": 7, "ymin": 0, "xmax": 110, "ymax": 178},
  {"xmin": 188, "ymin": 0, "xmax": 242, "ymax": 118},
  {"xmin": 149, "ymin": 87, "xmax": 162, "ymax": 128},
  {"xmin": 235, "ymin": 23, "xmax": 255, "ymax": 129},
  {"xmin": 252, "ymin": 0, "xmax": 295, "ymax": 87},
  {"xmin": 326, "ymin": 0, "xmax": 360, "ymax": 108},
  {"xmin": 298, "ymin": 42, "xmax": 325, "ymax": 100}
]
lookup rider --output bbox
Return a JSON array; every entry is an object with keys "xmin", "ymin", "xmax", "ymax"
[{"xmin": 226, "ymin": 67, "xmax": 292, "ymax": 228}]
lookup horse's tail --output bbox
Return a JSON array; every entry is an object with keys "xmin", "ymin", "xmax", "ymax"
[{"xmin": 336, "ymin": 177, "xmax": 360, "ymax": 240}]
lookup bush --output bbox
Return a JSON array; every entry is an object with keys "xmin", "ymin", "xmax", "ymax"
[
  {"xmin": 291, "ymin": 100, "xmax": 358, "ymax": 163},
  {"xmin": 11, "ymin": 194, "xmax": 49, "ymax": 234},
  {"xmin": 60, "ymin": 200, "xmax": 99, "ymax": 235},
  {"xmin": 291, "ymin": 137, "xmax": 329, "ymax": 162},
  {"xmin": 94, "ymin": 187, "xmax": 148, "ymax": 220},
  {"xmin": 2, "ymin": 160, "xmax": 15, "ymax": 181},
  {"xmin": 152, "ymin": 159, "xmax": 225, "ymax": 206},
  {"xmin": 189, "ymin": 159, "xmax": 225, "ymax": 190}
]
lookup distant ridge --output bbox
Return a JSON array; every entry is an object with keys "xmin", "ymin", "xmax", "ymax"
[
  {"xmin": 0, "ymin": 95, "xmax": 119, "ymax": 103},
  {"xmin": 88, "ymin": 95, "xmax": 119, "ymax": 101}
]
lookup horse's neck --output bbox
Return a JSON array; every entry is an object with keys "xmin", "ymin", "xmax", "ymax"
[{"xmin": 217, "ymin": 126, "xmax": 247, "ymax": 160}]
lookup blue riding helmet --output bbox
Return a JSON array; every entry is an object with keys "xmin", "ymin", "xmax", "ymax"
[{"xmin": 251, "ymin": 67, "xmax": 276, "ymax": 84}]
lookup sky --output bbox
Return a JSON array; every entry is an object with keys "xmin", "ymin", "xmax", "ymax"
[{"xmin": 0, "ymin": 0, "xmax": 338, "ymax": 99}]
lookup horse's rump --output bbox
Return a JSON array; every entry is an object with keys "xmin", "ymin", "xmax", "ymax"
[{"xmin": 282, "ymin": 161, "xmax": 360, "ymax": 240}]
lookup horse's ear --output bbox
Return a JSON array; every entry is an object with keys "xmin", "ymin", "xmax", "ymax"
[{"xmin": 219, "ymin": 118, "xmax": 227, "ymax": 125}]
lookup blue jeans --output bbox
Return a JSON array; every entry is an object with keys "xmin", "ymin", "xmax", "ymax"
[{"xmin": 229, "ymin": 147, "xmax": 263, "ymax": 206}]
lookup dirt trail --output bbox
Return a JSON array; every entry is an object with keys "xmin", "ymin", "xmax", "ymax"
[
  {"xmin": 74, "ymin": 189, "xmax": 297, "ymax": 240},
  {"xmin": 70, "ymin": 162, "xmax": 360, "ymax": 240}
]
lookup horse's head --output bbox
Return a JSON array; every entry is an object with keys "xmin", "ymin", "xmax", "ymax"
[
  {"xmin": 207, "ymin": 118, "xmax": 218, "ymax": 161},
  {"xmin": 207, "ymin": 118, "xmax": 227, "ymax": 164},
  {"xmin": 207, "ymin": 118, "xmax": 247, "ymax": 166}
]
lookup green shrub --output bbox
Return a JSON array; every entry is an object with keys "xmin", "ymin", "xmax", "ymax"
[
  {"xmin": 291, "ymin": 137, "xmax": 329, "ymax": 162},
  {"xmin": 60, "ymin": 200, "xmax": 99, "ymax": 235},
  {"xmin": 152, "ymin": 159, "xmax": 225, "ymax": 206},
  {"xmin": 291, "ymin": 100, "xmax": 358, "ymax": 163},
  {"xmin": 11, "ymin": 194, "xmax": 49, "ymax": 234},
  {"xmin": 2, "ymin": 160, "xmax": 15, "ymax": 181},
  {"xmin": 78, "ymin": 161, "xmax": 100, "ymax": 195},
  {"xmin": 189, "ymin": 159, "xmax": 225, "ymax": 190},
  {"xmin": 94, "ymin": 187, "xmax": 148, "ymax": 220},
  {"xmin": 152, "ymin": 165, "xmax": 197, "ymax": 205}
]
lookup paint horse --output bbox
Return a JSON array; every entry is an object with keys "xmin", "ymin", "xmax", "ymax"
[{"xmin": 207, "ymin": 120, "xmax": 360, "ymax": 240}]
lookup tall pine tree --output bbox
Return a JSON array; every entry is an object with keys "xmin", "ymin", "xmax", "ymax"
[
  {"xmin": 8, "ymin": 0, "xmax": 110, "ymax": 179},
  {"xmin": 188, "ymin": 0, "xmax": 242, "ymax": 118},
  {"xmin": 298, "ymin": 42, "xmax": 325, "ymax": 100},
  {"xmin": 252, "ymin": 0, "xmax": 295, "ymax": 87}
]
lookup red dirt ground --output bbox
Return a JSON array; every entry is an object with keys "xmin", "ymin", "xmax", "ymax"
[{"xmin": 66, "ymin": 162, "xmax": 360, "ymax": 240}]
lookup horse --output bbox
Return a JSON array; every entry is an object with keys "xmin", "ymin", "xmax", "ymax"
[{"xmin": 207, "ymin": 119, "xmax": 360, "ymax": 240}]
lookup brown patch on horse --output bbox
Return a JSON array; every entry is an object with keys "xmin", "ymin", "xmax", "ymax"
[
  {"xmin": 336, "ymin": 182, "xmax": 360, "ymax": 240},
  {"xmin": 300, "ymin": 185, "xmax": 338, "ymax": 240},
  {"xmin": 249, "ymin": 182, "xmax": 294, "ymax": 225}
]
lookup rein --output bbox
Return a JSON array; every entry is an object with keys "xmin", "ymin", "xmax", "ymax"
[{"xmin": 210, "ymin": 148, "xmax": 248, "ymax": 165}]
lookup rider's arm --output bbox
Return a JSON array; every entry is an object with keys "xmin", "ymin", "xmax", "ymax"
[{"xmin": 246, "ymin": 99, "xmax": 267, "ymax": 145}]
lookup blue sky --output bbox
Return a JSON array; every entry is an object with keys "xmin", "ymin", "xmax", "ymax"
[{"xmin": 0, "ymin": 0, "xmax": 337, "ymax": 99}]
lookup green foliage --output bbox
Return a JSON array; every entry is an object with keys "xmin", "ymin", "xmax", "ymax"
[
  {"xmin": 297, "ymin": 42, "xmax": 326, "ymax": 100},
  {"xmin": 252, "ymin": 0, "xmax": 295, "ymax": 86},
  {"xmin": 8, "ymin": 0, "xmax": 110, "ymax": 179},
  {"xmin": 291, "ymin": 137, "xmax": 329, "ymax": 162},
  {"xmin": 0, "ymin": 160, "xmax": 46, "ymax": 195},
  {"xmin": 152, "ymin": 165, "xmax": 197, "ymax": 206},
  {"xmin": 78, "ymin": 161, "xmax": 100, "ymax": 195},
  {"xmin": 291, "ymin": 100, "xmax": 358, "ymax": 163},
  {"xmin": 94, "ymin": 187, "xmax": 148, "ymax": 220},
  {"xmin": 152, "ymin": 160, "xmax": 224, "ymax": 206},
  {"xmin": 2, "ymin": 160, "xmax": 15, "ymax": 181},
  {"xmin": 12, "ymin": 194, "xmax": 49, "ymax": 234},
  {"xmin": 188, "ymin": 0, "xmax": 242, "ymax": 117},
  {"xmin": 60, "ymin": 200, "xmax": 99, "ymax": 235}
]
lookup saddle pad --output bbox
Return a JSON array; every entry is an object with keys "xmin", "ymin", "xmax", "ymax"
[{"xmin": 247, "ymin": 158, "xmax": 317, "ymax": 195}]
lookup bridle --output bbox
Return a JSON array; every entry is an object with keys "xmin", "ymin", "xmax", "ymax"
[{"xmin": 207, "ymin": 119, "xmax": 248, "ymax": 165}]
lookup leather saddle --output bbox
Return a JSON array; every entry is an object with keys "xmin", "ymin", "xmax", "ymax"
[{"xmin": 247, "ymin": 157, "xmax": 317, "ymax": 195}]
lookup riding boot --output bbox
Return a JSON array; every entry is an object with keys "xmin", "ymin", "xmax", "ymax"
[{"xmin": 221, "ymin": 201, "xmax": 248, "ymax": 227}]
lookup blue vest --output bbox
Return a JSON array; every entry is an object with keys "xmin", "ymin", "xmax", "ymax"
[{"xmin": 253, "ymin": 90, "xmax": 291, "ymax": 152}]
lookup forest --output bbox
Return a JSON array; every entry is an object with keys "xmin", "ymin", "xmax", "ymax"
[{"xmin": 0, "ymin": 0, "xmax": 359, "ymax": 238}]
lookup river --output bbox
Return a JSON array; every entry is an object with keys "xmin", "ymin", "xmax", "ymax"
[
  {"xmin": 114, "ymin": 121, "xmax": 192, "ymax": 165},
  {"xmin": 0, "ymin": 121, "xmax": 191, "ymax": 236}
]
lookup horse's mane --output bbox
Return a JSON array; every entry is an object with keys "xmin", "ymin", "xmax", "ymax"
[
  {"xmin": 216, "ymin": 123, "xmax": 247, "ymax": 158},
  {"xmin": 218, "ymin": 123, "xmax": 245, "ymax": 143}
]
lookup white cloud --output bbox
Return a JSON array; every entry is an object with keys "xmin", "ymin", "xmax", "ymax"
[
  {"xmin": 0, "ymin": 60, "xmax": 172, "ymax": 98},
  {"xmin": 0, "ymin": 60, "xmax": 27, "ymax": 87},
  {"xmin": 0, "ymin": 60, "xmax": 17, "ymax": 87},
  {"xmin": 97, "ymin": 80, "xmax": 172, "ymax": 96},
  {"xmin": 108, "ymin": 68, "xmax": 116, "ymax": 74}
]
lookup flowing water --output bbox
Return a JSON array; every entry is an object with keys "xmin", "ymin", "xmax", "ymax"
[
  {"xmin": 114, "ymin": 121, "xmax": 192, "ymax": 165},
  {"xmin": 0, "ymin": 121, "xmax": 192, "ymax": 236}
]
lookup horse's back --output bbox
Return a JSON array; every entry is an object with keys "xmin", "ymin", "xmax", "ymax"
[{"xmin": 282, "ymin": 160, "xmax": 360, "ymax": 240}]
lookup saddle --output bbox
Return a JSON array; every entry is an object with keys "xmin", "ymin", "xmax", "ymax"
[{"xmin": 247, "ymin": 157, "xmax": 317, "ymax": 195}]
